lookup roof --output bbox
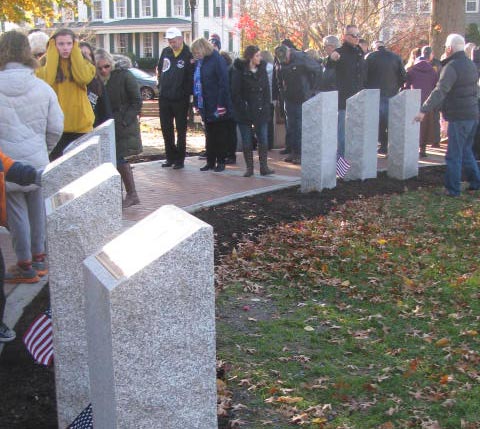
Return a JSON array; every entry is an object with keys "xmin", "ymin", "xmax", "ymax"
[{"xmin": 89, "ymin": 18, "xmax": 191, "ymax": 27}]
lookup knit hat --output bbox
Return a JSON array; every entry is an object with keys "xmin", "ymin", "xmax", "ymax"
[{"xmin": 28, "ymin": 31, "xmax": 49, "ymax": 56}]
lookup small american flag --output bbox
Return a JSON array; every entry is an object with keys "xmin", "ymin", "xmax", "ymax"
[
  {"xmin": 22, "ymin": 309, "xmax": 53, "ymax": 366},
  {"xmin": 336, "ymin": 156, "xmax": 351, "ymax": 178},
  {"xmin": 68, "ymin": 403, "xmax": 93, "ymax": 429}
]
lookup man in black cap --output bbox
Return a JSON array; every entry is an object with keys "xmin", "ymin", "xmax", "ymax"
[{"xmin": 157, "ymin": 27, "xmax": 194, "ymax": 169}]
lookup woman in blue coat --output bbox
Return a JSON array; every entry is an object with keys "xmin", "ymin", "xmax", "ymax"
[{"xmin": 191, "ymin": 38, "xmax": 233, "ymax": 172}]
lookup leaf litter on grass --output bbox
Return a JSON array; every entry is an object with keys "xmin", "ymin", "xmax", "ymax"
[{"xmin": 216, "ymin": 189, "xmax": 480, "ymax": 428}]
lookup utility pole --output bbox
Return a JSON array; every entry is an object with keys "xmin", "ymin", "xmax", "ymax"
[{"xmin": 189, "ymin": 0, "xmax": 198, "ymax": 40}]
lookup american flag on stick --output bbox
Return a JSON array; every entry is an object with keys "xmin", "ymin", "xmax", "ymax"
[
  {"xmin": 22, "ymin": 308, "xmax": 53, "ymax": 366},
  {"xmin": 336, "ymin": 156, "xmax": 351, "ymax": 178},
  {"xmin": 68, "ymin": 403, "xmax": 93, "ymax": 429}
]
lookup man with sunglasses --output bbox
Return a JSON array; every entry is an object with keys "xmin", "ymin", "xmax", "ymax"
[{"xmin": 327, "ymin": 25, "xmax": 367, "ymax": 158}]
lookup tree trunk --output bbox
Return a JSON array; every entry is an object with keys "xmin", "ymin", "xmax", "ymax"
[{"xmin": 430, "ymin": 0, "xmax": 465, "ymax": 59}]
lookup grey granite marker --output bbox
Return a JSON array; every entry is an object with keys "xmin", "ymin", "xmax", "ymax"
[
  {"xmin": 387, "ymin": 89, "xmax": 421, "ymax": 180},
  {"xmin": 301, "ymin": 91, "xmax": 338, "ymax": 192},
  {"xmin": 83, "ymin": 205, "xmax": 217, "ymax": 429},
  {"xmin": 45, "ymin": 163, "xmax": 122, "ymax": 428},
  {"xmin": 345, "ymin": 89, "xmax": 380, "ymax": 181},
  {"xmin": 42, "ymin": 136, "xmax": 101, "ymax": 198},
  {"xmin": 64, "ymin": 119, "xmax": 117, "ymax": 167}
]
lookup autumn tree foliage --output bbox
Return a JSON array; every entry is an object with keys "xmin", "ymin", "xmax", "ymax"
[
  {"xmin": 237, "ymin": 0, "xmax": 431, "ymax": 60},
  {"xmin": 0, "ymin": 0, "xmax": 77, "ymax": 25}
]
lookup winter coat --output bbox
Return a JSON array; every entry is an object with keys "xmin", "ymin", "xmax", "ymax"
[
  {"xmin": 328, "ymin": 42, "xmax": 367, "ymax": 109},
  {"xmin": 105, "ymin": 61, "xmax": 143, "ymax": 158},
  {"xmin": 321, "ymin": 55, "xmax": 337, "ymax": 91},
  {"xmin": 37, "ymin": 39, "xmax": 96, "ymax": 133},
  {"xmin": 87, "ymin": 77, "xmax": 113, "ymax": 128},
  {"xmin": 366, "ymin": 47, "xmax": 406, "ymax": 98},
  {"xmin": 157, "ymin": 43, "xmax": 194, "ymax": 101},
  {"xmin": 193, "ymin": 50, "xmax": 233, "ymax": 123},
  {"xmin": 231, "ymin": 59, "xmax": 271, "ymax": 125},
  {"xmin": 405, "ymin": 60, "xmax": 438, "ymax": 103},
  {"xmin": 0, "ymin": 63, "xmax": 63, "ymax": 192},
  {"xmin": 421, "ymin": 51, "xmax": 479, "ymax": 121},
  {"xmin": 276, "ymin": 50, "xmax": 323, "ymax": 104}
]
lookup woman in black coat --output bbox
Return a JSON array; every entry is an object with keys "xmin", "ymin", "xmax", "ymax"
[
  {"xmin": 95, "ymin": 49, "xmax": 142, "ymax": 208},
  {"xmin": 231, "ymin": 45, "xmax": 274, "ymax": 176}
]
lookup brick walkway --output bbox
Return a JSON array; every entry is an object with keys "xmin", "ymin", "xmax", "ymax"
[{"xmin": 1, "ymin": 144, "xmax": 447, "ymax": 297}]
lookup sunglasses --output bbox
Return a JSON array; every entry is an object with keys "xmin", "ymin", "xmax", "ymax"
[
  {"xmin": 347, "ymin": 33, "xmax": 361, "ymax": 38},
  {"xmin": 97, "ymin": 64, "xmax": 111, "ymax": 70}
]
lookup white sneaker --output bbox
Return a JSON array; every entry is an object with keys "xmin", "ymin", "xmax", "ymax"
[{"xmin": 0, "ymin": 322, "xmax": 16, "ymax": 343}]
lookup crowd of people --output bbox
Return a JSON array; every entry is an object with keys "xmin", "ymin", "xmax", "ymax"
[{"xmin": 0, "ymin": 24, "xmax": 479, "ymax": 342}]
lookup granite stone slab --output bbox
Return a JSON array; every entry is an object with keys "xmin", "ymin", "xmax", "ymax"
[
  {"xmin": 344, "ymin": 89, "xmax": 380, "ymax": 181},
  {"xmin": 64, "ymin": 119, "xmax": 117, "ymax": 167},
  {"xmin": 42, "ymin": 136, "xmax": 101, "ymax": 198},
  {"xmin": 301, "ymin": 91, "xmax": 338, "ymax": 192},
  {"xmin": 387, "ymin": 89, "xmax": 421, "ymax": 180},
  {"xmin": 45, "ymin": 163, "xmax": 122, "ymax": 428},
  {"xmin": 83, "ymin": 205, "xmax": 217, "ymax": 429}
]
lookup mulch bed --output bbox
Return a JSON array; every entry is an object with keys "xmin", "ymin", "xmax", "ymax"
[{"xmin": 0, "ymin": 165, "xmax": 446, "ymax": 428}]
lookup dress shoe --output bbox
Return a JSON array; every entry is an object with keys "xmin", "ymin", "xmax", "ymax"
[
  {"xmin": 173, "ymin": 162, "xmax": 184, "ymax": 169},
  {"xmin": 200, "ymin": 164, "xmax": 214, "ymax": 171},
  {"xmin": 214, "ymin": 163, "xmax": 225, "ymax": 172},
  {"xmin": 162, "ymin": 161, "xmax": 174, "ymax": 167}
]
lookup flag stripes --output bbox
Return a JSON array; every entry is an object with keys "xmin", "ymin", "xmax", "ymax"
[
  {"xmin": 336, "ymin": 156, "xmax": 351, "ymax": 178},
  {"xmin": 23, "ymin": 309, "xmax": 53, "ymax": 366}
]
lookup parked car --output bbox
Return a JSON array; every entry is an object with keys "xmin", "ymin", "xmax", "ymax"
[{"xmin": 128, "ymin": 67, "xmax": 159, "ymax": 100}]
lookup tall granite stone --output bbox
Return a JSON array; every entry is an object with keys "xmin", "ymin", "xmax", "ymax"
[
  {"xmin": 344, "ymin": 89, "xmax": 380, "ymax": 181},
  {"xmin": 301, "ymin": 91, "xmax": 338, "ymax": 192},
  {"xmin": 42, "ymin": 136, "xmax": 101, "ymax": 198},
  {"xmin": 83, "ymin": 205, "xmax": 217, "ymax": 429},
  {"xmin": 64, "ymin": 119, "xmax": 117, "ymax": 167},
  {"xmin": 387, "ymin": 89, "xmax": 421, "ymax": 180},
  {"xmin": 45, "ymin": 163, "xmax": 122, "ymax": 428}
]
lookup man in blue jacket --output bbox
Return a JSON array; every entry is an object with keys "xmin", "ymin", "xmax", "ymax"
[
  {"xmin": 157, "ymin": 27, "xmax": 194, "ymax": 169},
  {"xmin": 414, "ymin": 34, "xmax": 480, "ymax": 196}
]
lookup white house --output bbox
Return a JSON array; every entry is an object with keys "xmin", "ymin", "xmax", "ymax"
[{"xmin": 37, "ymin": 0, "xmax": 241, "ymax": 59}]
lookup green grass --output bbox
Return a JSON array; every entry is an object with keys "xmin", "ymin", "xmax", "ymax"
[{"xmin": 216, "ymin": 189, "xmax": 480, "ymax": 429}]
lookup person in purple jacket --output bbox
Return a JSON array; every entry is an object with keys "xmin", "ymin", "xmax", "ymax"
[{"xmin": 405, "ymin": 48, "xmax": 438, "ymax": 157}]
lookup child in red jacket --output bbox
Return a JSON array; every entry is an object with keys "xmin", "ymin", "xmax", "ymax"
[{"xmin": 0, "ymin": 152, "xmax": 42, "ymax": 342}]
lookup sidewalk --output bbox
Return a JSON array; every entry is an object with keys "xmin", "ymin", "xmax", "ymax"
[{"xmin": 1, "ymin": 143, "xmax": 447, "ymax": 353}]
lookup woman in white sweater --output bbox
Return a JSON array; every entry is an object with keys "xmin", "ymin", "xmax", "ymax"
[{"xmin": 0, "ymin": 30, "xmax": 64, "ymax": 283}]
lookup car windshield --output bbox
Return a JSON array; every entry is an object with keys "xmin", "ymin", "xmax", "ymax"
[{"xmin": 129, "ymin": 68, "xmax": 154, "ymax": 79}]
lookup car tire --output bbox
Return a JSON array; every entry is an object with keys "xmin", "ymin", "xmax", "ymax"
[{"xmin": 141, "ymin": 87, "xmax": 155, "ymax": 100}]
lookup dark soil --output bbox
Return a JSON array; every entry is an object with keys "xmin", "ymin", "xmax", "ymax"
[{"xmin": 0, "ymin": 165, "xmax": 446, "ymax": 429}]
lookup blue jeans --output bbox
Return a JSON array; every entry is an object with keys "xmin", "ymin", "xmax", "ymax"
[
  {"xmin": 337, "ymin": 109, "xmax": 346, "ymax": 157},
  {"xmin": 445, "ymin": 119, "xmax": 480, "ymax": 195},
  {"xmin": 238, "ymin": 122, "xmax": 268, "ymax": 151},
  {"xmin": 285, "ymin": 100, "xmax": 302, "ymax": 157}
]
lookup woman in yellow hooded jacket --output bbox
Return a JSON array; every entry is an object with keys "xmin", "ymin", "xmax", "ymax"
[{"xmin": 37, "ymin": 28, "xmax": 96, "ymax": 160}]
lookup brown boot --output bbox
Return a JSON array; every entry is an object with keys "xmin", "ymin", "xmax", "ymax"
[
  {"xmin": 243, "ymin": 148, "xmax": 254, "ymax": 177},
  {"xmin": 258, "ymin": 143, "xmax": 275, "ymax": 176},
  {"xmin": 117, "ymin": 163, "xmax": 140, "ymax": 208}
]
